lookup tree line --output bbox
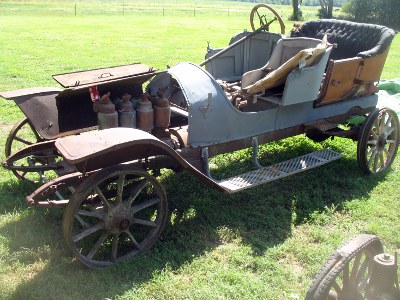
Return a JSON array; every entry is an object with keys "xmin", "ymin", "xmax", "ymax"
[
  {"xmin": 228, "ymin": 0, "xmax": 398, "ymax": 29},
  {"xmin": 288, "ymin": 0, "xmax": 399, "ymax": 29}
]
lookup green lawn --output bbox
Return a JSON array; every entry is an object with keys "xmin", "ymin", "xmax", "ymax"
[{"xmin": 0, "ymin": 1, "xmax": 399, "ymax": 299}]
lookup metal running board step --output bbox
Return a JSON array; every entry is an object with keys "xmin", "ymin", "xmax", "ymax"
[{"xmin": 218, "ymin": 149, "xmax": 342, "ymax": 193}]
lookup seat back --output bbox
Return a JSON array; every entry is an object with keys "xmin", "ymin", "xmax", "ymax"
[
  {"xmin": 290, "ymin": 19, "xmax": 395, "ymax": 60},
  {"xmin": 241, "ymin": 37, "xmax": 323, "ymax": 92}
]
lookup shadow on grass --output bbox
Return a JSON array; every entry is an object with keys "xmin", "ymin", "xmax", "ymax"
[{"xmin": 0, "ymin": 136, "xmax": 390, "ymax": 299}]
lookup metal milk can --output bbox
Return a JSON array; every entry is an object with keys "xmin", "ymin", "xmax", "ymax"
[
  {"xmin": 152, "ymin": 91, "xmax": 170, "ymax": 129},
  {"xmin": 93, "ymin": 92, "xmax": 118, "ymax": 130},
  {"xmin": 118, "ymin": 93, "xmax": 136, "ymax": 128},
  {"xmin": 136, "ymin": 93, "xmax": 154, "ymax": 132}
]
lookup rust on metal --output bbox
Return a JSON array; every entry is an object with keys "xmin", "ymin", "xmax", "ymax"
[
  {"xmin": 0, "ymin": 87, "xmax": 62, "ymax": 100},
  {"xmin": 53, "ymin": 63, "xmax": 156, "ymax": 88},
  {"xmin": 26, "ymin": 171, "xmax": 94, "ymax": 206}
]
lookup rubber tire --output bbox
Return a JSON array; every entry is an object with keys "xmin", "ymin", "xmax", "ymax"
[{"xmin": 305, "ymin": 234, "xmax": 384, "ymax": 300}]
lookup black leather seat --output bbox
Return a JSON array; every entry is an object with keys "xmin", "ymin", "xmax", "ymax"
[{"xmin": 290, "ymin": 19, "xmax": 395, "ymax": 60}]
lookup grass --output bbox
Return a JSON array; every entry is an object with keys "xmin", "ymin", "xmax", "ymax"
[{"xmin": 0, "ymin": 1, "xmax": 399, "ymax": 299}]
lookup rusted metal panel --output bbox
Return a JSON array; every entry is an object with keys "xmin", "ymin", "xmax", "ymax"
[
  {"xmin": 0, "ymin": 87, "xmax": 62, "ymax": 100},
  {"xmin": 56, "ymin": 128, "xmax": 159, "ymax": 163},
  {"xmin": 13, "ymin": 92, "xmax": 61, "ymax": 140},
  {"xmin": 26, "ymin": 171, "xmax": 94, "ymax": 207},
  {"xmin": 53, "ymin": 63, "xmax": 155, "ymax": 88}
]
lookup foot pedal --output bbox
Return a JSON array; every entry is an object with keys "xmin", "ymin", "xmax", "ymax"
[{"xmin": 219, "ymin": 149, "xmax": 342, "ymax": 193}]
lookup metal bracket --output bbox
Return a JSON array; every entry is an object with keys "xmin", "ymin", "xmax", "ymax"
[
  {"xmin": 199, "ymin": 93, "xmax": 214, "ymax": 118},
  {"xmin": 201, "ymin": 147, "xmax": 213, "ymax": 179},
  {"xmin": 251, "ymin": 137, "xmax": 263, "ymax": 169}
]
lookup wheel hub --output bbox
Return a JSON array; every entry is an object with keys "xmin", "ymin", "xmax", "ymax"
[
  {"xmin": 118, "ymin": 219, "xmax": 130, "ymax": 230},
  {"xmin": 377, "ymin": 135, "xmax": 386, "ymax": 149},
  {"xmin": 103, "ymin": 204, "xmax": 133, "ymax": 234}
]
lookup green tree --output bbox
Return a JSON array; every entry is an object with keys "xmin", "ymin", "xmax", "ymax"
[
  {"xmin": 318, "ymin": 0, "xmax": 333, "ymax": 18},
  {"xmin": 290, "ymin": 0, "xmax": 302, "ymax": 20},
  {"xmin": 342, "ymin": 0, "xmax": 400, "ymax": 29}
]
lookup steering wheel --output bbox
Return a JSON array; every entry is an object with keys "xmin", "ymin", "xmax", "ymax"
[{"xmin": 250, "ymin": 4, "xmax": 285, "ymax": 34}]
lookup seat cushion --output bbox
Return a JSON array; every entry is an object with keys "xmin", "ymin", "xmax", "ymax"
[{"xmin": 242, "ymin": 40, "xmax": 327, "ymax": 94}]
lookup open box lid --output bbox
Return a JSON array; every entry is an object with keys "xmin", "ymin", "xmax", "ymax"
[{"xmin": 53, "ymin": 63, "xmax": 156, "ymax": 88}]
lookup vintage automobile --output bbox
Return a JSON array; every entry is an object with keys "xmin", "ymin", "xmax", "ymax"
[{"xmin": 1, "ymin": 5, "xmax": 399, "ymax": 272}]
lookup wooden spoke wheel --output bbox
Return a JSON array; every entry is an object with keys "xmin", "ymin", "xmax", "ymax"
[
  {"xmin": 357, "ymin": 108, "xmax": 400, "ymax": 174},
  {"xmin": 62, "ymin": 165, "xmax": 168, "ymax": 268},
  {"xmin": 306, "ymin": 234, "xmax": 384, "ymax": 300},
  {"xmin": 4, "ymin": 117, "xmax": 56, "ymax": 182},
  {"xmin": 250, "ymin": 4, "xmax": 285, "ymax": 34}
]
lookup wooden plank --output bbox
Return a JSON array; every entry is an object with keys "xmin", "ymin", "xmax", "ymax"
[{"xmin": 318, "ymin": 57, "xmax": 362, "ymax": 105}]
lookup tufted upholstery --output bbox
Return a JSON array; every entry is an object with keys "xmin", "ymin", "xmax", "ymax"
[{"xmin": 290, "ymin": 19, "xmax": 395, "ymax": 60}]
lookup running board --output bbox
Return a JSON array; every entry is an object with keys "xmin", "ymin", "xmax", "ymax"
[{"xmin": 218, "ymin": 149, "xmax": 342, "ymax": 193}]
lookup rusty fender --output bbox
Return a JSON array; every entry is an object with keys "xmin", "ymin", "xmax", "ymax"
[
  {"xmin": 54, "ymin": 128, "xmax": 225, "ymax": 192},
  {"xmin": 26, "ymin": 171, "xmax": 96, "ymax": 207},
  {"xmin": 2, "ymin": 140, "xmax": 61, "ymax": 172}
]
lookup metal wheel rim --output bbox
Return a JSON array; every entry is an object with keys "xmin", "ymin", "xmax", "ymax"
[
  {"xmin": 63, "ymin": 165, "xmax": 168, "ymax": 268},
  {"xmin": 358, "ymin": 108, "xmax": 400, "ymax": 174},
  {"xmin": 250, "ymin": 4, "xmax": 285, "ymax": 34}
]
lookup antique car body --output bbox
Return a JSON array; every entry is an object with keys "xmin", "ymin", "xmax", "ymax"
[{"xmin": 1, "ymin": 9, "xmax": 399, "ymax": 269}]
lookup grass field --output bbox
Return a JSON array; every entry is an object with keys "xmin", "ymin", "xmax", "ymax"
[{"xmin": 0, "ymin": 1, "xmax": 399, "ymax": 299}]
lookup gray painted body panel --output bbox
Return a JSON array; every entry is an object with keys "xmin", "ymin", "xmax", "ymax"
[
  {"xmin": 205, "ymin": 31, "xmax": 281, "ymax": 82},
  {"xmin": 169, "ymin": 63, "xmax": 278, "ymax": 147},
  {"xmin": 168, "ymin": 62, "xmax": 378, "ymax": 147}
]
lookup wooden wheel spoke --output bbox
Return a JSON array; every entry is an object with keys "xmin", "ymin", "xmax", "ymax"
[
  {"xmin": 94, "ymin": 187, "xmax": 112, "ymax": 210},
  {"xmin": 128, "ymin": 179, "xmax": 148, "ymax": 205},
  {"xmin": 373, "ymin": 152, "xmax": 379, "ymax": 172},
  {"xmin": 374, "ymin": 118, "xmax": 380, "ymax": 132},
  {"xmin": 75, "ymin": 215, "xmax": 92, "ymax": 228},
  {"xmin": 354, "ymin": 257, "xmax": 369, "ymax": 285},
  {"xmin": 366, "ymin": 145, "xmax": 375, "ymax": 157},
  {"xmin": 116, "ymin": 174, "xmax": 125, "ymax": 203},
  {"xmin": 332, "ymin": 280, "xmax": 342, "ymax": 295},
  {"xmin": 383, "ymin": 147, "xmax": 389, "ymax": 156},
  {"xmin": 350, "ymin": 253, "xmax": 362, "ymax": 283},
  {"xmin": 64, "ymin": 166, "xmax": 167, "ymax": 268},
  {"xmin": 384, "ymin": 114, "xmax": 392, "ymax": 126},
  {"xmin": 384, "ymin": 125, "xmax": 395, "ymax": 136},
  {"xmin": 133, "ymin": 218, "xmax": 157, "ymax": 228},
  {"xmin": 307, "ymin": 235, "xmax": 384, "ymax": 299},
  {"xmin": 87, "ymin": 233, "xmax": 109, "ymax": 260},
  {"xmin": 111, "ymin": 234, "xmax": 119, "ymax": 262},
  {"xmin": 14, "ymin": 136, "xmax": 34, "ymax": 145},
  {"xmin": 72, "ymin": 222, "xmax": 104, "ymax": 243},
  {"xmin": 133, "ymin": 198, "xmax": 160, "ymax": 213},
  {"xmin": 342, "ymin": 263, "xmax": 350, "ymax": 290},
  {"xmin": 125, "ymin": 230, "xmax": 141, "ymax": 249},
  {"xmin": 379, "ymin": 150, "xmax": 385, "ymax": 167},
  {"xmin": 367, "ymin": 149, "xmax": 377, "ymax": 168},
  {"xmin": 26, "ymin": 121, "xmax": 41, "ymax": 140},
  {"xmin": 77, "ymin": 209, "xmax": 104, "ymax": 219}
]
